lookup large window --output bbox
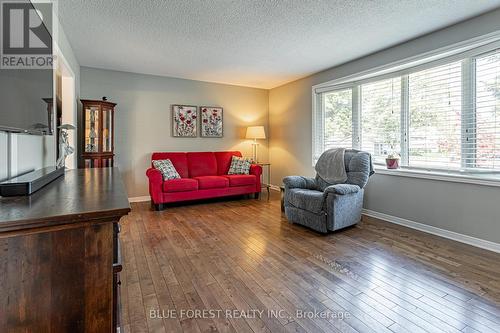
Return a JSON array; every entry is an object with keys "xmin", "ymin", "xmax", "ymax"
[
  {"xmin": 324, "ymin": 88, "xmax": 353, "ymax": 150},
  {"xmin": 361, "ymin": 78, "xmax": 401, "ymax": 163},
  {"xmin": 475, "ymin": 51, "xmax": 500, "ymax": 170},
  {"xmin": 313, "ymin": 88, "xmax": 353, "ymax": 162},
  {"xmin": 313, "ymin": 44, "xmax": 500, "ymax": 176},
  {"xmin": 408, "ymin": 62, "xmax": 462, "ymax": 169}
]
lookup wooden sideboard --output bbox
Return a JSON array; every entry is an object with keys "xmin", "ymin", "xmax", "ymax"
[{"xmin": 0, "ymin": 168, "xmax": 130, "ymax": 332}]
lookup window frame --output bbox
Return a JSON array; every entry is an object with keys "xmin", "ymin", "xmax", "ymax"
[{"xmin": 312, "ymin": 36, "xmax": 500, "ymax": 181}]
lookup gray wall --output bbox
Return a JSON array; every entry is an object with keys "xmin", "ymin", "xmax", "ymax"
[
  {"xmin": 80, "ymin": 67, "xmax": 269, "ymax": 198},
  {"xmin": 269, "ymin": 9, "xmax": 500, "ymax": 244}
]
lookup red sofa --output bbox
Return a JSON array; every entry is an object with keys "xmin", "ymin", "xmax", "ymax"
[{"xmin": 146, "ymin": 151, "xmax": 262, "ymax": 210}]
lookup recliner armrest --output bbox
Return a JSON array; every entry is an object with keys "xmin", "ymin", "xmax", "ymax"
[
  {"xmin": 324, "ymin": 184, "xmax": 360, "ymax": 195},
  {"xmin": 283, "ymin": 176, "xmax": 317, "ymax": 190}
]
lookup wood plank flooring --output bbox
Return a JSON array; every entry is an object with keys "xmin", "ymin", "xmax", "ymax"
[{"xmin": 119, "ymin": 193, "xmax": 500, "ymax": 333}]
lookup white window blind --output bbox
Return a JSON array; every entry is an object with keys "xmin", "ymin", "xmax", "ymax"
[
  {"xmin": 361, "ymin": 78, "xmax": 401, "ymax": 163},
  {"xmin": 313, "ymin": 41, "xmax": 500, "ymax": 179},
  {"xmin": 474, "ymin": 50, "xmax": 500, "ymax": 170},
  {"xmin": 319, "ymin": 88, "xmax": 353, "ymax": 157},
  {"xmin": 408, "ymin": 61, "xmax": 462, "ymax": 169}
]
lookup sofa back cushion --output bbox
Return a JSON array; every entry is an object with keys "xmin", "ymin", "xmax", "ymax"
[
  {"xmin": 152, "ymin": 152, "xmax": 189, "ymax": 178},
  {"xmin": 187, "ymin": 152, "xmax": 218, "ymax": 177},
  {"xmin": 214, "ymin": 151, "xmax": 242, "ymax": 175}
]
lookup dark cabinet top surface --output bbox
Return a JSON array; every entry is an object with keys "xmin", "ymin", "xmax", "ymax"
[{"xmin": 0, "ymin": 168, "xmax": 131, "ymax": 233}]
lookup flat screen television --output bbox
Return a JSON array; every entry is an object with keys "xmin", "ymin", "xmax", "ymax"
[{"xmin": 0, "ymin": 0, "xmax": 54, "ymax": 135}]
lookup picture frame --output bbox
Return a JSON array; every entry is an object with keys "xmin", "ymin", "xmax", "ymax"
[
  {"xmin": 172, "ymin": 105, "xmax": 198, "ymax": 137},
  {"xmin": 200, "ymin": 106, "xmax": 223, "ymax": 138}
]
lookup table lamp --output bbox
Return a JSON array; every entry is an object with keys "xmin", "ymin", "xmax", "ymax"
[{"xmin": 246, "ymin": 126, "xmax": 266, "ymax": 162}]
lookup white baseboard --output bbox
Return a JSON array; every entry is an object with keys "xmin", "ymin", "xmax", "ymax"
[
  {"xmin": 362, "ymin": 209, "xmax": 500, "ymax": 254},
  {"xmin": 128, "ymin": 196, "xmax": 150, "ymax": 203}
]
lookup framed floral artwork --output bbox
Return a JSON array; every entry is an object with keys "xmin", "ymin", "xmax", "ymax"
[
  {"xmin": 172, "ymin": 105, "xmax": 198, "ymax": 137},
  {"xmin": 200, "ymin": 106, "xmax": 223, "ymax": 138}
]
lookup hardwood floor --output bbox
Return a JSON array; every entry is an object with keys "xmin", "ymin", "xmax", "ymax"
[{"xmin": 119, "ymin": 192, "xmax": 500, "ymax": 333}]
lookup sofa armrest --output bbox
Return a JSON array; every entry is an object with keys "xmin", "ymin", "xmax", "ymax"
[
  {"xmin": 147, "ymin": 167, "xmax": 163, "ymax": 182},
  {"xmin": 146, "ymin": 168, "xmax": 163, "ymax": 204},
  {"xmin": 324, "ymin": 184, "xmax": 360, "ymax": 195},
  {"xmin": 249, "ymin": 164, "xmax": 262, "ymax": 176},
  {"xmin": 283, "ymin": 176, "xmax": 317, "ymax": 190},
  {"xmin": 249, "ymin": 164, "xmax": 262, "ymax": 193}
]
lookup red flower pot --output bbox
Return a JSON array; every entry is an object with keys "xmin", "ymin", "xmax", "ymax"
[{"xmin": 386, "ymin": 158, "xmax": 400, "ymax": 169}]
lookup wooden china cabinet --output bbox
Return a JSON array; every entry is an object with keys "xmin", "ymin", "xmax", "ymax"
[{"xmin": 80, "ymin": 99, "xmax": 116, "ymax": 168}]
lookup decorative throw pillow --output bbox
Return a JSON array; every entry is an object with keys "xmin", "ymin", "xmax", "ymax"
[
  {"xmin": 153, "ymin": 159, "xmax": 181, "ymax": 180},
  {"xmin": 227, "ymin": 156, "xmax": 252, "ymax": 175}
]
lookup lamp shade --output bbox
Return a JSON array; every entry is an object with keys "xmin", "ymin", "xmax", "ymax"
[{"xmin": 245, "ymin": 126, "xmax": 266, "ymax": 139}]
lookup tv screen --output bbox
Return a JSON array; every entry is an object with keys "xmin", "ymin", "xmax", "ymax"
[
  {"xmin": 0, "ymin": 0, "xmax": 53, "ymax": 135},
  {"xmin": 0, "ymin": 69, "xmax": 54, "ymax": 135}
]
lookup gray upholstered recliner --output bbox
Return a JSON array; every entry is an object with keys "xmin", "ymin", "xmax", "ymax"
[{"xmin": 283, "ymin": 149, "xmax": 374, "ymax": 233}]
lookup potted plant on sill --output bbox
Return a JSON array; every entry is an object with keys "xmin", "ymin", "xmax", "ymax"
[{"xmin": 385, "ymin": 153, "xmax": 400, "ymax": 169}]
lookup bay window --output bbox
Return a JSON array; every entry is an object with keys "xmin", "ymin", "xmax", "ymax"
[{"xmin": 313, "ymin": 43, "xmax": 500, "ymax": 179}]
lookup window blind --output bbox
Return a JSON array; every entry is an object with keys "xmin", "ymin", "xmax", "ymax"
[
  {"xmin": 313, "ymin": 88, "xmax": 353, "ymax": 162},
  {"xmin": 473, "ymin": 50, "xmax": 500, "ymax": 170},
  {"xmin": 361, "ymin": 77, "xmax": 402, "ymax": 164},
  {"xmin": 408, "ymin": 61, "xmax": 463, "ymax": 169},
  {"xmin": 313, "ymin": 42, "xmax": 500, "ymax": 177}
]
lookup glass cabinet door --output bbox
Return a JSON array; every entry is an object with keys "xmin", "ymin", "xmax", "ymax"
[
  {"xmin": 102, "ymin": 107, "xmax": 113, "ymax": 153},
  {"xmin": 85, "ymin": 106, "xmax": 100, "ymax": 153}
]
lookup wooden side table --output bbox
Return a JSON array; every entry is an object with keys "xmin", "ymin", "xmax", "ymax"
[{"xmin": 257, "ymin": 162, "xmax": 271, "ymax": 200}]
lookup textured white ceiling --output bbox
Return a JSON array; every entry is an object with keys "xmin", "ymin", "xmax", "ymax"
[{"xmin": 59, "ymin": 0, "xmax": 500, "ymax": 89}]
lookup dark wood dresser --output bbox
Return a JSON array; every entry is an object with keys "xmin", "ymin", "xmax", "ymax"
[{"xmin": 0, "ymin": 168, "xmax": 130, "ymax": 332}]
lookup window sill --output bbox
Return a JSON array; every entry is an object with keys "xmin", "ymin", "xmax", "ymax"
[{"xmin": 373, "ymin": 166, "xmax": 500, "ymax": 188}]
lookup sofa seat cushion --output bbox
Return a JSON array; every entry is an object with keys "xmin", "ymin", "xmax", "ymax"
[
  {"xmin": 194, "ymin": 176, "xmax": 229, "ymax": 189},
  {"xmin": 224, "ymin": 175, "xmax": 257, "ymax": 187},
  {"xmin": 287, "ymin": 188, "xmax": 325, "ymax": 214},
  {"xmin": 163, "ymin": 178, "xmax": 198, "ymax": 193}
]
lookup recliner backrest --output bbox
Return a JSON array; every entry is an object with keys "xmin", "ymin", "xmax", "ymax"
[
  {"xmin": 344, "ymin": 150, "xmax": 373, "ymax": 188},
  {"xmin": 315, "ymin": 149, "xmax": 373, "ymax": 191}
]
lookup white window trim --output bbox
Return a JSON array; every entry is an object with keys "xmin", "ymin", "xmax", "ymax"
[
  {"xmin": 312, "ymin": 32, "xmax": 500, "ymax": 184},
  {"xmin": 374, "ymin": 166, "xmax": 500, "ymax": 188}
]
